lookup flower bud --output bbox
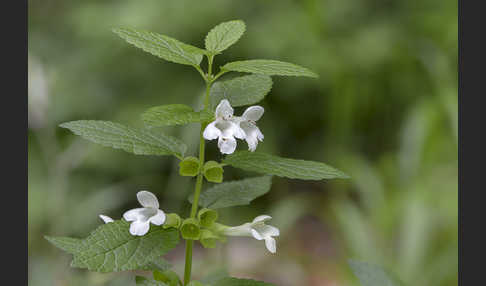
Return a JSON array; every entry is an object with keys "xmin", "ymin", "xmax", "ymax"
[
  {"xmin": 163, "ymin": 213, "xmax": 181, "ymax": 229},
  {"xmin": 203, "ymin": 161, "xmax": 224, "ymax": 183},
  {"xmin": 197, "ymin": 208, "xmax": 218, "ymax": 228},
  {"xmin": 180, "ymin": 218, "xmax": 201, "ymax": 240},
  {"xmin": 179, "ymin": 156, "xmax": 200, "ymax": 177}
]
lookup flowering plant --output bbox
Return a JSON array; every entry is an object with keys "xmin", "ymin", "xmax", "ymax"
[{"xmin": 45, "ymin": 20, "xmax": 353, "ymax": 286}]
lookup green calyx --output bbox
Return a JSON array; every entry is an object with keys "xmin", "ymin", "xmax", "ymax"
[
  {"xmin": 181, "ymin": 218, "xmax": 201, "ymax": 240},
  {"xmin": 199, "ymin": 229, "xmax": 225, "ymax": 249},
  {"xmin": 197, "ymin": 208, "xmax": 218, "ymax": 228},
  {"xmin": 153, "ymin": 269, "xmax": 181, "ymax": 286},
  {"xmin": 163, "ymin": 213, "xmax": 182, "ymax": 229},
  {"xmin": 179, "ymin": 156, "xmax": 201, "ymax": 177},
  {"xmin": 203, "ymin": 161, "xmax": 224, "ymax": 183}
]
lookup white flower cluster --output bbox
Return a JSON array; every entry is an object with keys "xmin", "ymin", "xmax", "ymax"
[
  {"xmin": 99, "ymin": 191, "xmax": 280, "ymax": 253},
  {"xmin": 203, "ymin": 99, "xmax": 264, "ymax": 154}
]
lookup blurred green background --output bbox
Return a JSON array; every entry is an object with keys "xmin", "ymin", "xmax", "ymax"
[{"xmin": 28, "ymin": 0, "xmax": 457, "ymax": 285}]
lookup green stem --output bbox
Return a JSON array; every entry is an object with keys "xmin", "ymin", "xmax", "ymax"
[{"xmin": 183, "ymin": 56, "xmax": 214, "ymax": 286}]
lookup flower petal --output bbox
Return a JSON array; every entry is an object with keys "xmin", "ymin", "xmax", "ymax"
[
  {"xmin": 251, "ymin": 228, "xmax": 264, "ymax": 240},
  {"xmin": 215, "ymin": 99, "xmax": 234, "ymax": 119},
  {"xmin": 264, "ymin": 237, "xmax": 277, "ymax": 253},
  {"xmin": 256, "ymin": 225, "xmax": 280, "ymax": 237},
  {"xmin": 129, "ymin": 220, "xmax": 151, "ymax": 236},
  {"xmin": 253, "ymin": 215, "xmax": 272, "ymax": 223},
  {"xmin": 148, "ymin": 209, "xmax": 166, "ymax": 225},
  {"xmin": 218, "ymin": 136, "xmax": 237, "ymax": 154},
  {"xmin": 99, "ymin": 214, "xmax": 114, "ymax": 224},
  {"xmin": 137, "ymin": 190, "xmax": 159, "ymax": 209},
  {"xmin": 242, "ymin": 106, "xmax": 264, "ymax": 122},
  {"xmin": 240, "ymin": 123, "xmax": 264, "ymax": 151},
  {"xmin": 123, "ymin": 208, "xmax": 150, "ymax": 222},
  {"xmin": 203, "ymin": 121, "xmax": 221, "ymax": 140}
]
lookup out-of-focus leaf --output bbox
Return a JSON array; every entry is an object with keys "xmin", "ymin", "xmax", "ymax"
[
  {"xmin": 113, "ymin": 27, "xmax": 205, "ymax": 66},
  {"xmin": 210, "ymin": 74, "xmax": 272, "ymax": 109},
  {"xmin": 213, "ymin": 277, "xmax": 275, "ymax": 286},
  {"xmin": 60, "ymin": 120, "xmax": 186, "ymax": 159},
  {"xmin": 205, "ymin": 20, "xmax": 246, "ymax": 53},
  {"xmin": 136, "ymin": 276, "xmax": 168, "ymax": 286},
  {"xmin": 223, "ymin": 151, "xmax": 349, "ymax": 180},
  {"xmin": 188, "ymin": 176, "xmax": 272, "ymax": 209},
  {"xmin": 221, "ymin": 60, "xmax": 318, "ymax": 78}
]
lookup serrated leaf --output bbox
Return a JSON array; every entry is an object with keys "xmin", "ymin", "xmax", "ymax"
[
  {"xmin": 60, "ymin": 120, "xmax": 186, "ymax": 159},
  {"xmin": 142, "ymin": 104, "xmax": 213, "ymax": 127},
  {"xmin": 188, "ymin": 176, "xmax": 272, "ymax": 209},
  {"xmin": 349, "ymin": 260, "xmax": 404, "ymax": 286},
  {"xmin": 213, "ymin": 277, "xmax": 275, "ymax": 286},
  {"xmin": 136, "ymin": 276, "xmax": 169, "ymax": 286},
  {"xmin": 221, "ymin": 59, "xmax": 318, "ymax": 78},
  {"xmin": 47, "ymin": 220, "xmax": 180, "ymax": 272},
  {"xmin": 113, "ymin": 27, "xmax": 205, "ymax": 66},
  {"xmin": 139, "ymin": 257, "xmax": 172, "ymax": 272},
  {"xmin": 205, "ymin": 20, "xmax": 246, "ymax": 53},
  {"xmin": 210, "ymin": 74, "xmax": 272, "ymax": 109},
  {"xmin": 223, "ymin": 151, "xmax": 349, "ymax": 180},
  {"xmin": 44, "ymin": 236, "xmax": 82, "ymax": 254}
]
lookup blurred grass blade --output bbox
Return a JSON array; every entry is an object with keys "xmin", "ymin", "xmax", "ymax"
[
  {"xmin": 60, "ymin": 120, "xmax": 187, "ymax": 159},
  {"xmin": 113, "ymin": 27, "xmax": 206, "ymax": 66},
  {"xmin": 142, "ymin": 104, "xmax": 213, "ymax": 127},
  {"xmin": 221, "ymin": 59, "xmax": 318, "ymax": 78},
  {"xmin": 223, "ymin": 151, "xmax": 349, "ymax": 180},
  {"xmin": 210, "ymin": 74, "xmax": 272, "ymax": 109},
  {"xmin": 349, "ymin": 259, "xmax": 404, "ymax": 286},
  {"xmin": 205, "ymin": 20, "xmax": 246, "ymax": 54}
]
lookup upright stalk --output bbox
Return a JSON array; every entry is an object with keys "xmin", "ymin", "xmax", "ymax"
[{"xmin": 183, "ymin": 55, "xmax": 214, "ymax": 285}]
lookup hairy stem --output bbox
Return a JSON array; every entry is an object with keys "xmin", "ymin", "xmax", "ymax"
[{"xmin": 183, "ymin": 57, "xmax": 214, "ymax": 285}]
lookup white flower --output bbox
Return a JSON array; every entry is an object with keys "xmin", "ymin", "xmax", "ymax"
[
  {"xmin": 99, "ymin": 214, "xmax": 114, "ymax": 224},
  {"xmin": 222, "ymin": 215, "xmax": 279, "ymax": 253},
  {"xmin": 203, "ymin": 99, "xmax": 246, "ymax": 154},
  {"xmin": 203, "ymin": 99, "xmax": 264, "ymax": 154},
  {"xmin": 236, "ymin": 106, "xmax": 264, "ymax": 152},
  {"xmin": 123, "ymin": 191, "xmax": 166, "ymax": 236}
]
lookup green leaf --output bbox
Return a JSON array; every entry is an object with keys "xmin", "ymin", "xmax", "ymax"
[
  {"xmin": 139, "ymin": 257, "xmax": 173, "ymax": 272},
  {"xmin": 213, "ymin": 277, "xmax": 275, "ymax": 286},
  {"xmin": 210, "ymin": 74, "xmax": 272, "ymax": 109},
  {"xmin": 113, "ymin": 27, "xmax": 205, "ymax": 66},
  {"xmin": 221, "ymin": 59, "xmax": 318, "ymax": 78},
  {"xmin": 136, "ymin": 276, "xmax": 169, "ymax": 286},
  {"xmin": 45, "ymin": 234, "xmax": 172, "ymax": 272},
  {"xmin": 44, "ymin": 236, "xmax": 82, "ymax": 254},
  {"xmin": 60, "ymin": 120, "xmax": 186, "ymax": 159},
  {"xmin": 48, "ymin": 220, "xmax": 180, "ymax": 273},
  {"xmin": 203, "ymin": 161, "xmax": 224, "ymax": 183},
  {"xmin": 188, "ymin": 176, "xmax": 272, "ymax": 209},
  {"xmin": 142, "ymin": 104, "xmax": 213, "ymax": 127},
  {"xmin": 205, "ymin": 20, "xmax": 246, "ymax": 53},
  {"xmin": 349, "ymin": 259, "xmax": 404, "ymax": 286},
  {"xmin": 223, "ymin": 152, "xmax": 349, "ymax": 180}
]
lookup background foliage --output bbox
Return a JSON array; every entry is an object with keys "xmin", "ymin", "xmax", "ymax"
[{"xmin": 28, "ymin": 0, "xmax": 457, "ymax": 285}]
